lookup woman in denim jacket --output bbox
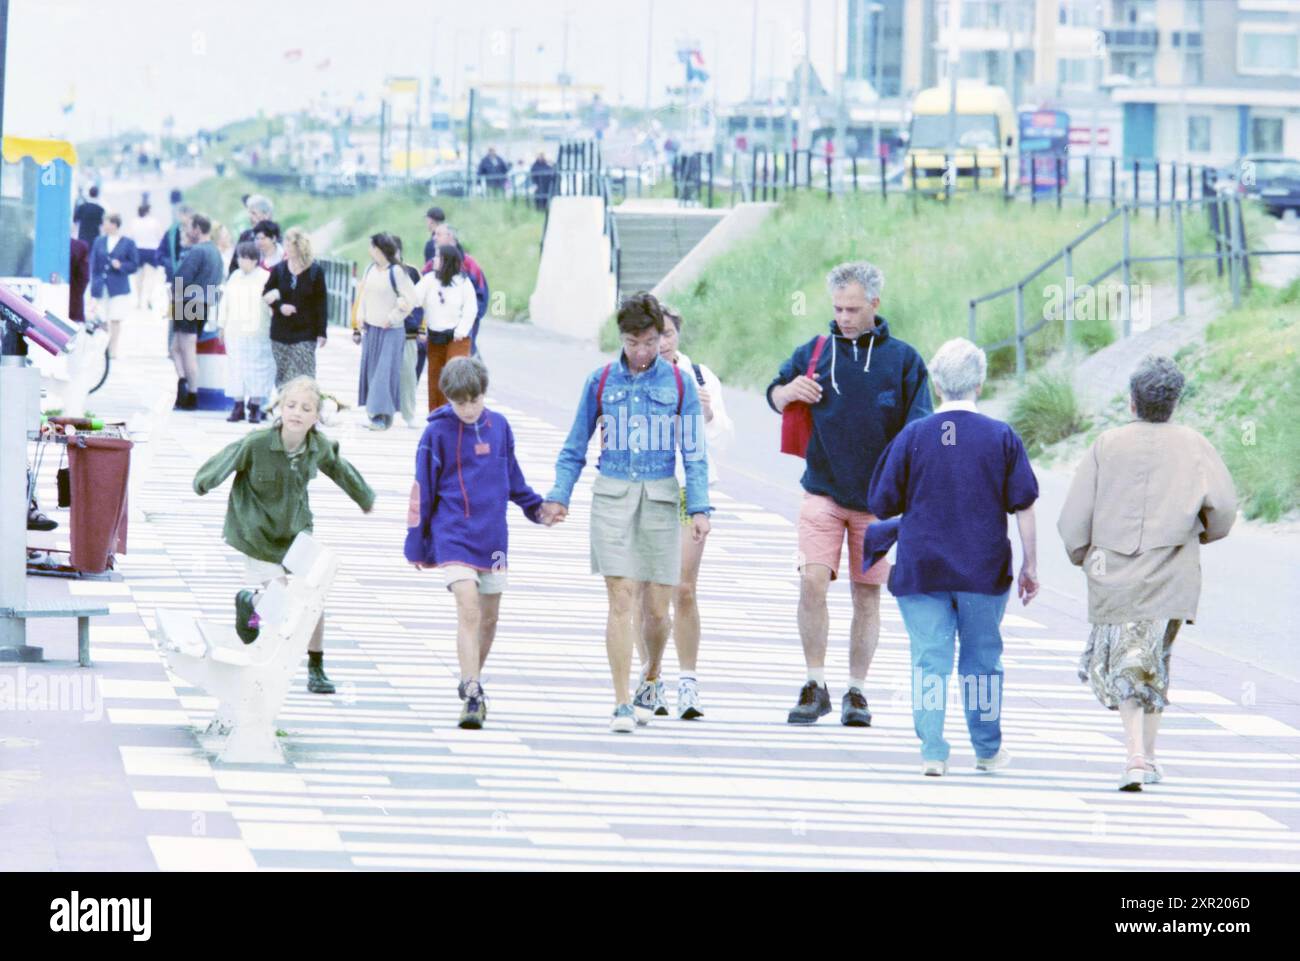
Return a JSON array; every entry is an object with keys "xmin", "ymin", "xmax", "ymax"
[{"xmin": 542, "ymin": 293, "xmax": 712, "ymax": 733}]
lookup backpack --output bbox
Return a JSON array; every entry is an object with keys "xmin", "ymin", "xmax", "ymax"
[{"xmin": 387, "ymin": 263, "xmax": 424, "ymax": 336}]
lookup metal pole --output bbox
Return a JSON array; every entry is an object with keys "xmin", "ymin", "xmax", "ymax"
[
  {"xmin": 405, "ymin": 112, "xmax": 413, "ymax": 187},
  {"xmin": 1174, "ymin": 200, "xmax": 1186, "ymax": 317},
  {"xmin": 968, "ymin": 300, "xmax": 977, "ymax": 342},
  {"xmin": 1121, "ymin": 203, "xmax": 1132, "ymax": 337},
  {"xmin": 1014, "ymin": 283, "xmax": 1026, "ymax": 383},
  {"xmin": 0, "ymin": 356, "xmax": 33, "ymax": 655},
  {"xmin": 1227, "ymin": 195, "xmax": 1242, "ymax": 307},
  {"xmin": 645, "ymin": 0, "xmax": 655, "ymax": 111},
  {"xmin": 465, "ymin": 88, "xmax": 476, "ymax": 187},
  {"xmin": 1154, "ymin": 161, "xmax": 1161, "ymax": 222},
  {"xmin": 1063, "ymin": 246, "xmax": 1074, "ymax": 358},
  {"xmin": 1084, "ymin": 155, "xmax": 1090, "ymax": 214},
  {"xmin": 872, "ymin": 1, "xmax": 884, "ymax": 168}
]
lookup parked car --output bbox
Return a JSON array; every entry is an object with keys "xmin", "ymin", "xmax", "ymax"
[
  {"xmin": 428, "ymin": 168, "xmax": 470, "ymax": 198},
  {"xmin": 1236, "ymin": 155, "xmax": 1300, "ymax": 217}
]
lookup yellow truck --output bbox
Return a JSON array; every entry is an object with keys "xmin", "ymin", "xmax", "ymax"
[{"xmin": 905, "ymin": 84, "xmax": 1017, "ymax": 193}]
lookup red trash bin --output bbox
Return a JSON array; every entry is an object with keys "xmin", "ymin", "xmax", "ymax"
[{"xmin": 67, "ymin": 430, "xmax": 133, "ymax": 574}]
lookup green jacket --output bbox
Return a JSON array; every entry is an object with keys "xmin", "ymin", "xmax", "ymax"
[{"xmin": 194, "ymin": 426, "xmax": 375, "ymax": 564}]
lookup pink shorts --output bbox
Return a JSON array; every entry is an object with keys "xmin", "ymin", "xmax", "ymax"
[{"xmin": 797, "ymin": 492, "xmax": 890, "ymax": 585}]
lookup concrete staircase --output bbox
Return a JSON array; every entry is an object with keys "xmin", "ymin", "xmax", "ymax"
[{"xmin": 613, "ymin": 203, "xmax": 727, "ymax": 301}]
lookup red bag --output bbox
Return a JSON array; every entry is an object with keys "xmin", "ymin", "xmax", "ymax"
[{"xmin": 779, "ymin": 335, "xmax": 829, "ymax": 458}]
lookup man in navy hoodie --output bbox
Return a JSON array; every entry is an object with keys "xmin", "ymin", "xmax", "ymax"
[{"xmin": 767, "ymin": 261, "xmax": 932, "ymax": 727}]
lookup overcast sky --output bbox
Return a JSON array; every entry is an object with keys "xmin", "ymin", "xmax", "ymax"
[{"xmin": 4, "ymin": 0, "xmax": 849, "ymax": 142}]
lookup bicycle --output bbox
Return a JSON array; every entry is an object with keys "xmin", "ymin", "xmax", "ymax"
[{"xmin": 71, "ymin": 314, "xmax": 111, "ymax": 395}]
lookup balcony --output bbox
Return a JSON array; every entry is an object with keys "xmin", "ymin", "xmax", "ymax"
[
  {"xmin": 1103, "ymin": 28, "xmax": 1159, "ymax": 51},
  {"xmin": 1170, "ymin": 31, "xmax": 1202, "ymax": 49}
]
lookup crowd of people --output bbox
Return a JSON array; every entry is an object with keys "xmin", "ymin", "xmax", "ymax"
[{"xmin": 70, "ymin": 177, "xmax": 1240, "ymax": 789}]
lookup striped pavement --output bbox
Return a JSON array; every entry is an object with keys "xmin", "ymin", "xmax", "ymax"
[{"xmin": 15, "ymin": 314, "xmax": 1300, "ymax": 872}]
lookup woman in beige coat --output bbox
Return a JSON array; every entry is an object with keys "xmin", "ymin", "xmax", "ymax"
[{"xmin": 1058, "ymin": 355, "xmax": 1237, "ymax": 791}]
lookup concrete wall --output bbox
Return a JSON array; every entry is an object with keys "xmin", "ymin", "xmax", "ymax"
[
  {"xmin": 528, "ymin": 196, "xmax": 616, "ymax": 341},
  {"xmin": 651, "ymin": 202, "xmax": 778, "ymax": 302}
]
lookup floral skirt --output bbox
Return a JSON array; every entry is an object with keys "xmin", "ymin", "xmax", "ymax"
[
  {"xmin": 271, "ymin": 340, "xmax": 316, "ymax": 387},
  {"xmin": 1078, "ymin": 619, "xmax": 1182, "ymax": 713}
]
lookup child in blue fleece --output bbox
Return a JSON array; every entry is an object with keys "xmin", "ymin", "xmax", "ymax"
[{"xmin": 404, "ymin": 356, "xmax": 557, "ymax": 729}]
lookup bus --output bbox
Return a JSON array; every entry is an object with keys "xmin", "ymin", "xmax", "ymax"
[{"xmin": 905, "ymin": 84, "xmax": 1017, "ymax": 193}]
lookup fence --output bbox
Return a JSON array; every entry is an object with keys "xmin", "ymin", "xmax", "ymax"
[
  {"xmin": 536, "ymin": 140, "xmax": 622, "ymax": 293},
  {"xmin": 317, "ymin": 258, "xmax": 356, "ymax": 329},
  {"xmin": 966, "ymin": 191, "xmax": 1297, "ymax": 381}
]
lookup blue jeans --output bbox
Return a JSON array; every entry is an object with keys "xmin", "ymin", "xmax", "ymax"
[{"xmin": 896, "ymin": 590, "xmax": 1009, "ymax": 763}]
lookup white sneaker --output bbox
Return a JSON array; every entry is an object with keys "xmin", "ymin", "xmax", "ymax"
[
  {"xmin": 677, "ymin": 678, "xmax": 704, "ymax": 720},
  {"xmin": 1143, "ymin": 759, "xmax": 1164, "ymax": 784},
  {"xmin": 975, "ymin": 749, "xmax": 1012, "ymax": 773},
  {"xmin": 921, "ymin": 759, "xmax": 948, "ymax": 777},
  {"xmin": 608, "ymin": 704, "xmax": 636, "ymax": 734}
]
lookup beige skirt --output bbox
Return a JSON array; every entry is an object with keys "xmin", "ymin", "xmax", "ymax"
[
  {"xmin": 589, "ymin": 475, "xmax": 682, "ymax": 585},
  {"xmin": 1079, "ymin": 619, "xmax": 1182, "ymax": 713}
]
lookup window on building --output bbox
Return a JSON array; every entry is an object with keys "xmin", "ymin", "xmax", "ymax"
[
  {"xmin": 1250, "ymin": 117, "xmax": 1284, "ymax": 154},
  {"xmin": 1114, "ymin": 0, "xmax": 1156, "ymax": 27},
  {"xmin": 1240, "ymin": 29, "xmax": 1300, "ymax": 74},
  {"xmin": 1187, "ymin": 115, "xmax": 1211, "ymax": 153},
  {"xmin": 1060, "ymin": 0, "xmax": 1100, "ymax": 28},
  {"xmin": 1184, "ymin": 0, "xmax": 1203, "ymax": 28},
  {"xmin": 1183, "ymin": 51, "xmax": 1204, "ymax": 84},
  {"xmin": 1111, "ymin": 52, "xmax": 1155, "ymax": 82},
  {"xmin": 1058, "ymin": 58, "xmax": 1092, "ymax": 87}
]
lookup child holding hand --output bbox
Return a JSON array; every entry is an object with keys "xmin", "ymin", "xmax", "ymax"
[{"xmin": 405, "ymin": 357, "xmax": 558, "ymax": 728}]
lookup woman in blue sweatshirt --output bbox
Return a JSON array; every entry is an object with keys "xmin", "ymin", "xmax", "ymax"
[{"xmin": 404, "ymin": 357, "xmax": 552, "ymax": 729}]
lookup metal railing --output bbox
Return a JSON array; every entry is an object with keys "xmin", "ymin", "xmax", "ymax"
[
  {"xmin": 966, "ymin": 191, "xmax": 1296, "ymax": 381},
  {"xmin": 317, "ymin": 257, "xmax": 357, "ymax": 329},
  {"xmin": 534, "ymin": 140, "xmax": 621, "ymax": 294}
]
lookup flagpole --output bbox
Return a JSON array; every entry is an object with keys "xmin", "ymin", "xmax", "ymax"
[{"xmin": 0, "ymin": 0, "xmax": 9, "ymax": 145}]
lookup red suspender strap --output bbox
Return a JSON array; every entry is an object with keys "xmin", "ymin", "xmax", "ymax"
[
  {"xmin": 595, "ymin": 363, "xmax": 612, "ymax": 419},
  {"xmin": 806, "ymin": 335, "xmax": 828, "ymax": 377},
  {"xmin": 673, "ymin": 363, "xmax": 684, "ymax": 416}
]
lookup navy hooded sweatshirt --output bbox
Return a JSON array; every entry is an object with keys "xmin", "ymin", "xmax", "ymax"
[
  {"xmin": 767, "ymin": 317, "xmax": 932, "ymax": 513},
  {"xmin": 404, "ymin": 406, "xmax": 544, "ymax": 569}
]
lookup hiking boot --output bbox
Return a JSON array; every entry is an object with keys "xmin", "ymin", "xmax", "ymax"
[
  {"xmin": 841, "ymin": 688, "xmax": 873, "ymax": 727},
  {"xmin": 234, "ymin": 589, "xmax": 260, "ymax": 644},
  {"xmin": 632, "ymin": 680, "xmax": 657, "ymax": 725},
  {"xmin": 247, "ymin": 402, "xmax": 265, "ymax": 424},
  {"xmin": 226, "ymin": 401, "xmax": 246, "ymax": 422},
  {"xmin": 307, "ymin": 657, "xmax": 336, "ymax": 694},
  {"xmin": 787, "ymin": 681, "xmax": 832, "ymax": 724},
  {"xmin": 459, "ymin": 681, "xmax": 486, "ymax": 729}
]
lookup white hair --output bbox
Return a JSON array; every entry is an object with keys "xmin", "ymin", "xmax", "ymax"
[
  {"xmin": 929, "ymin": 338, "xmax": 987, "ymax": 401},
  {"xmin": 826, "ymin": 261, "xmax": 884, "ymax": 302},
  {"xmin": 246, "ymin": 194, "xmax": 273, "ymax": 217}
]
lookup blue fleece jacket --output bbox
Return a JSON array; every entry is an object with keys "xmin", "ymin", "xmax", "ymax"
[
  {"xmin": 404, "ymin": 406, "xmax": 543, "ymax": 570},
  {"xmin": 767, "ymin": 317, "xmax": 932, "ymax": 513}
]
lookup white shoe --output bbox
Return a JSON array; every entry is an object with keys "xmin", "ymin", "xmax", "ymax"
[
  {"xmin": 1119, "ymin": 756, "xmax": 1149, "ymax": 792},
  {"xmin": 921, "ymin": 759, "xmax": 948, "ymax": 777},
  {"xmin": 609, "ymin": 704, "xmax": 636, "ymax": 734},
  {"xmin": 1143, "ymin": 759, "xmax": 1164, "ymax": 784},
  {"xmin": 631, "ymin": 680, "xmax": 656, "ymax": 725},
  {"xmin": 975, "ymin": 749, "xmax": 1011, "ymax": 773},
  {"xmin": 677, "ymin": 678, "xmax": 704, "ymax": 720}
]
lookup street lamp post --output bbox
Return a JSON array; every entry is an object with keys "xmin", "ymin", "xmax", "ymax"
[{"xmin": 870, "ymin": 2, "xmax": 884, "ymax": 163}]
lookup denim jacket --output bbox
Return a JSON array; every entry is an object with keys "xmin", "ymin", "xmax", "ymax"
[{"xmin": 548, "ymin": 355, "xmax": 712, "ymax": 516}]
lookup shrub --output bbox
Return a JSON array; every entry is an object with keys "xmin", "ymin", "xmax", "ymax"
[{"xmin": 1010, "ymin": 371, "xmax": 1089, "ymax": 454}]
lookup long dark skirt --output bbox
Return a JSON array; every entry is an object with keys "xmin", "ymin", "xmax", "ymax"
[{"xmin": 358, "ymin": 324, "xmax": 404, "ymax": 417}]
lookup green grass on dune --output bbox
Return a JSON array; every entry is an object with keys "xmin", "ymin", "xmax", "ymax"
[
  {"xmin": 1178, "ymin": 279, "xmax": 1300, "ymax": 521},
  {"xmin": 183, "ymin": 175, "xmax": 543, "ymax": 320},
  {"xmin": 610, "ymin": 191, "xmax": 1235, "ymax": 389}
]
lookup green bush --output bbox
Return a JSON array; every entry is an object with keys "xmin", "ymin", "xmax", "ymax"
[{"xmin": 1010, "ymin": 371, "xmax": 1089, "ymax": 454}]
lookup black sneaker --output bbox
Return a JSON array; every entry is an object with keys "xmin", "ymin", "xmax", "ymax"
[
  {"xmin": 234, "ymin": 589, "xmax": 260, "ymax": 644},
  {"xmin": 307, "ymin": 658, "xmax": 335, "ymax": 694},
  {"xmin": 459, "ymin": 681, "xmax": 486, "ymax": 729},
  {"xmin": 787, "ymin": 681, "xmax": 832, "ymax": 724},
  {"xmin": 841, "ymin": 689, "xmax": 873, "ymax": 727},
  {"xmin": 27, "ymin": 506, "xmax": 57, "ymax": 532}
]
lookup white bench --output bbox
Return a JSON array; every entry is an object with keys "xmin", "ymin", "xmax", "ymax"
[
  {"xmin": 156, "ymin": 534, "xmax": 339, "ymax": 764},
  {"xmin": 0, "ymin": 599, "xmax": 111, "ymax": 666}
]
